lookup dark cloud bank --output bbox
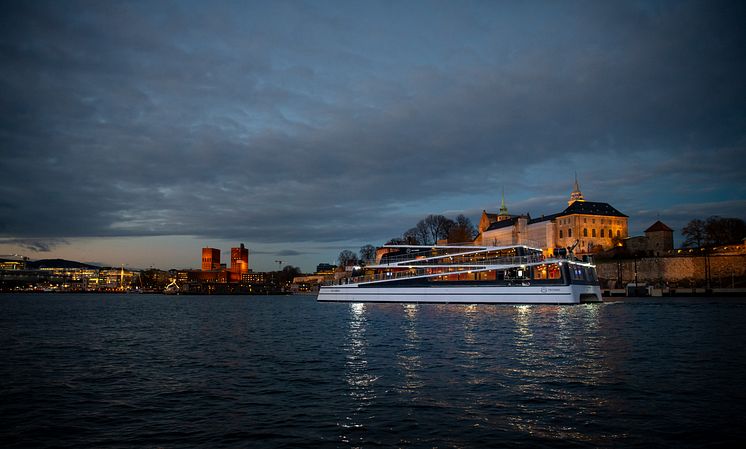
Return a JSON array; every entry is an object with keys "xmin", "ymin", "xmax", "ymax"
[{"xmin": 1, "ymin": 0, "xmax": 744, "ymax": 248}]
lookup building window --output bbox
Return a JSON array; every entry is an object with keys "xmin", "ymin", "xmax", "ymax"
[
  {"xmin": 583, "ymin": 228, "xmax": 588, "ymax": 237},
  {"xmin": 608, "ymin": 229, "xmax": 612, "ymax": 238},
  {"xmin": 600, "ymin": 229, "xmax": 604, "ymax": 237},
  {"xmin": 616, "ymin": 230, "xmax": 620, "ymax": 237},
  {"xmin": 559, "ymin": 230, "xmax": 563, "ymax": 238},
  {"xmin": 568, "ymin": 228, "xmax": 572, "ymax": 237}
]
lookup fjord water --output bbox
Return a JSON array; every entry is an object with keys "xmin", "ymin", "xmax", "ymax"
[{"xmin": 1, "ymin": 295, "xmax": 744, "ymax": 448}]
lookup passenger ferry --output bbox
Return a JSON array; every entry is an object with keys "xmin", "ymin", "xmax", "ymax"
[{"xmin": 317, "ymin": 244, "xmax": 602, "ymax": 304}]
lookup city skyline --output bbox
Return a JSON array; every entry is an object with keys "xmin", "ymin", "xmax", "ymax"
[{"xmin": 1, "ymin": 1, "xmax": 745, "ymax": 272}]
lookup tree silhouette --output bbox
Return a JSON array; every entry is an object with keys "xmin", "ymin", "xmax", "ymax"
[
  {"xmin": 359, "ymin": 244, "xmax": 375, "ymax": 265},
  {"xmin": 338, "ymin": 250, "xmax": 358, "ymax": 267},
  {"xmin": 682, "ymin": 219, "xmax": 706, "ymax": 247}
]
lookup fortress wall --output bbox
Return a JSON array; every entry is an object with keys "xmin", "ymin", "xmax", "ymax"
[
  {"xmin": 596, "ymin": 255, "xmax": 746, "ymax": 287},
  {"xmin": 525, "ymin": 221, "xmax": 552, "ymax": 248}
]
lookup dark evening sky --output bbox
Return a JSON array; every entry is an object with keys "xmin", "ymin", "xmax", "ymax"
[{"xmin": 1, "ymin": 0, "xmax": 745, "ymax": 272}]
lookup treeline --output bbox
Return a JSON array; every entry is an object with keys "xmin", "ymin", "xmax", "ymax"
[
  {"xmin": 387, "ymin": 214, "xmax": 477, "ymax": 245},
  {"xmin": 682, "ymin": 216, "xmax": 746, "ymax": 247},
  {"xmin": 336, "ymin": 214, "xmax": 477, "ymax": 267}
]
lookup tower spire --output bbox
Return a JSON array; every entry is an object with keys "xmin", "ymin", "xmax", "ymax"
[
  {"xmin": 499, "ymin": 186, "xmax": 508, "ymax": 216},
  {"xmin": 568, "ymin": 173, "xmax": 585, "ymax": 206}
]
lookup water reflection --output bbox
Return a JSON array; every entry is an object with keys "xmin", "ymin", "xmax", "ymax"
[
  {"xmin": 505, "ymin": 303, "xmax": 613, "ymax": 444},
  {"xmin": 513, "ymin": 304, "xmax": 533, "ymax": 343},
  {"xmin": 341, "ymin": 303, "xmax": 377, "ymax": 443},
  {"xmin": 462, "ymin": 304, "xmax": 478, "ymax": 345},
  {"xmin": 398, "ymin": 303, "xmax": 424, "ymax": 391}
]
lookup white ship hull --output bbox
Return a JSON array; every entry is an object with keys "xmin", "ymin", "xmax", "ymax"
[{"xmin": 317, "ymin": 283, "xmax": 601, "ymax": 304}]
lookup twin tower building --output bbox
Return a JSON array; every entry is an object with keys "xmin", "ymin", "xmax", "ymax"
[{"xmin": 201, "ymin": 243, "xmax": 249, "ymax": 274}]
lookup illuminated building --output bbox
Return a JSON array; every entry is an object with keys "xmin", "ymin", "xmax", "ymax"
[
  {"xmin": 242, "ymin": 272, "xmax": 267, "ymax": 284},
  {"xmin": 201, "ymin": 247, "xmax": 221, "ymax": 271},
  {"xmin": 0, "ymin": 260, "xmax": 26, "ymax": 270},
  {"xmin": 625, "ymin": 221, "xmax": 674, "ymax": 256},
  {"xmin": 476, "ymin": 177, "xmax": 629, "ymax": 254},
  {"xmin": 230, "ymin": 243, "xmax": 249, "ymax": 274}
]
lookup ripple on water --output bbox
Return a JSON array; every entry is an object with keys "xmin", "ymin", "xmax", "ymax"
[{"xmin": 0, "ymin": 294, "xmax": 745, "ymax": 448}]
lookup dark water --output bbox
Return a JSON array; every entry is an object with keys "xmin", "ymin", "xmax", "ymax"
[{"xmin": 1, "ymin": 294, "xmax": 745, "ymax": 448}]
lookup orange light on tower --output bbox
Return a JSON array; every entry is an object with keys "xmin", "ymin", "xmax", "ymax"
[
  {"xmin": 202, "ymin": 247, "xmax": 221, "ymax": 271},
  {"xmin": 231, "ymin": 243, "xmax": 249, "ymax": 274}
]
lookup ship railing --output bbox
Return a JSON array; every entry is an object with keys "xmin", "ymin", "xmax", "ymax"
[
  {"xmin": 378, "ymin": 249, "xmax": 546, "ymax": 266},
  {"xmin": 377, "ymin": 253, "xmax": 546, "ymax": 268},
  {"xmin": 325, "ymin": 254, "xmax": 548, "ymax": 286}
]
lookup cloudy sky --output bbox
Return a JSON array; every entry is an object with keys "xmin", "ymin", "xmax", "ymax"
[{"xmin": 1, "ymin": 0, "xmax": 744, "ymax": 272}]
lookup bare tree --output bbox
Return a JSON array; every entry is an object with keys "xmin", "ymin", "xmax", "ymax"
[
  {"xmin": 682, "ymin": 219, "xmax": 706, "ymax": 247},
  {"xmin": 415, "ymin": 215, "xmax": 454, "ymax": 244},
  {"xmin": 447, "ymin": 214, "xmax": 477, "ymax": 243},
  {"xmin": 359, "ymin": 244, "xmax": 376, "ymax": 265},
  {"xmin": 403, "ymin": 227, "xmax": 423, "ymax": 245},
  {"xmin": 338, "ymin": 250, "xmax": 358, "ymax": 267},
  {"xmin": 704, "ymin": 216, "xmax": 746, "ymax": 246}
]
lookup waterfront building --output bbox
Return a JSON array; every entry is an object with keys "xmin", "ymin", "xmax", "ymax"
[
  {"xmin": 475, "ymin": 177, "xmax": 629, "ymax": 254},
  {"xmin": 230, "ymin": 243, "xmax": 249, "ymax": 274},
  {"xmin": 242, "ymin": 272, "xmax": 267, "ymax": 285},
  {"xmin": 316, "ymin": 263, "xmax": 337, "ymax": 274},
  {"xmin": 644, "ymin": 221, "xmax": 674, "ymax": 253},
  {"xmin": 625, "ymin": 221, "xmax": 675, "ymax": 256},
  {"xmin": 201, "ymin": 247, "xmax": 221, "ymax": 271},
  {"xmin": 0, "ymin": 256, "xmax": 27, "ymax": 270}
]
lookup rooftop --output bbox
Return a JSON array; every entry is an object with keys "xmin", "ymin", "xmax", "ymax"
[
  {"xmin": 560, "ymin": 201, "xmax": 628, "ymax": 218},
  {"xmin": 645, "ymin": 220, "xmax": 674, "ymax": 232}
]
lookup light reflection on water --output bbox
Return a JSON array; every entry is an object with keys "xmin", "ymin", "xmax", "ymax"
[
  {"xmin": 398, "ymin": 304, "xmax": 424, "ymax": 392},
  {"xmin": 504, "ymin": 303, "xmax": 615, "ymax": 444},
  {"xmin": 462, "ymin": 304, "xmax": 479, "ymax": 346},
  {"xmin": 2, "ymin": 295, "xmax": 745, "ymax": 448},
  {"xmin": 340, "ymin": 302, "xmax": 377, "ymax": 443}
]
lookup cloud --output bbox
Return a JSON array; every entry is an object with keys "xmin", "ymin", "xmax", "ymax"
[
  {"xmin": 0, "ymin": 0, "xmax": 744, "ymax": 252},
  {"xmin": 0, "ymin": 238, "xmax": 68, "ymax": 252},
  {"xmin": 274, "ymin": 249, "xmax": 313, "ymax": 257}
]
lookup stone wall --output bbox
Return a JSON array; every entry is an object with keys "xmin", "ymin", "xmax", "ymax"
[
  {"xmin": 525, "ymin": 220, "xmax": 553, "ymax": 249},
  {"xmin": 480, "ymin": 226, "xmax": 515, "ymax": 246},
  {"xmin": 596, "ymin": 254, "xmax": 746, "ymax": 288}
]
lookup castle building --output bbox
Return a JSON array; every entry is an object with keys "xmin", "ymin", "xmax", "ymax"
[
  {"xmin": 475, "ymin": 177, "xmax": 629, "ymax": 254},
  {"xmin": 201, "ymin": 247, "xmax": 221, "ymax": 271},
  {"xmin": 644, "ymin": 221, "xmax": 674, "ymax": 253},
  {"xmin": 625, "ymin": 220, "xmax": 674, "ymax": 256}
]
